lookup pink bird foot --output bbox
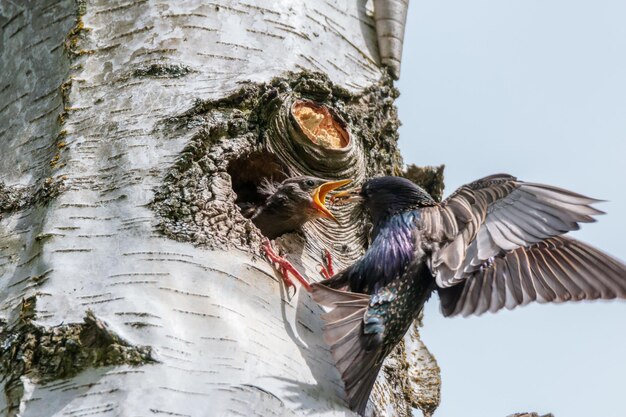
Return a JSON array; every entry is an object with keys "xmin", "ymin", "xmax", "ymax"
[
  {"xmin": 262, "ymin": 240, "xmax": 312, "ymax": 292},
  {"xmin": 319, "ymin": 249, "xmax": 335, "ymax": 279}
]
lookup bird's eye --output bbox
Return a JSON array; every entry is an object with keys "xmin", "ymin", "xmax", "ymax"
[{"xmin": 305, "ymin": 179, "xmax": 315, "ymax": 187}]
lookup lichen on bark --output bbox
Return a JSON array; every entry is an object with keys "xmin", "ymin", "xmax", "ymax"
[
  {"xmin": 132, "ymin": 63, "xmax": 193, "ymax": 78},
  {"xmin": 403, "ymin": 164, "xmax": 446, "ymax": 202},
  {"xmin": 63, "ymin": 0, "xmax": 90, "ymax": 59},
  {"xmin": 0, "ymin": 177, "xmax": 66, "ymax": 220},
  {"xmin": 0, "ymin": 297, "xmax": 154, "ymax": 416}
]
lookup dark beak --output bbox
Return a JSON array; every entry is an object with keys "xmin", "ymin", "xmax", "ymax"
[{"xmin": 311, "ymin": 179, "xmax": 352, "ymax": 223}]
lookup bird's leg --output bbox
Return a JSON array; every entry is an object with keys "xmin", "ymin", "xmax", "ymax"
[
  {"xmin": 319, "ymin": 249, "xmax": 335, "ymax": 279},
  {"xmin": 262, "ymin": 240, "xmax": 312, "ymax": 292}
]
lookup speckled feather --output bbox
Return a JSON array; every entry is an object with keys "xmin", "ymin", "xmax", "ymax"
[
  {"xmin": 313, "ymin": 256, "xmax": 434, "ymax": 415},
  {"xmin": 313, "ymin": 206, "xmax": 435, "ymax": 415}
]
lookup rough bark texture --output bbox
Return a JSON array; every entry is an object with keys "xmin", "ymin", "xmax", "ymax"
[
  {"xmin": 402, "ymin": 164, "xmax": 445, "ymax": 203},
  {"xmin": 0, "ymin": 1, "xmax": 440, "ymax": 416}
]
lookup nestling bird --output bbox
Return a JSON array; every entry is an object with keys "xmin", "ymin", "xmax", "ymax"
[
  {"xmin": 312, "ymin": 174, "xmax": 626, "ymax": 415},
  {"xmin": 248, "ymin": 176, "xmax": 351, "ymax": 239},
  {"xmin": 243, "ymin": 175, "xmax": 350, "ymax": 290}
]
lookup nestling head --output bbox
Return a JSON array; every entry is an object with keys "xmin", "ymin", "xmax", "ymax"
[
  {"xmin": 263, "ymin": 176, "xmax": 352, "ymax": 222},
  {"xmin": 332, "ymin": 176, "xmax": 436, "ymax": 223}
]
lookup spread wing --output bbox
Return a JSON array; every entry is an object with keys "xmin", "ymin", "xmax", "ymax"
[
  {"xmin": 438, "ymin": 236, "xmax": 626, "ymax": 316},
  {"xmin": 420, "ymin": 174, "xmax": 625, "ymax": 315}
]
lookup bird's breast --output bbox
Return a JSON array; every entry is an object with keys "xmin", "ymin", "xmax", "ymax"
[{"xmin": 358, "ymin": 212, "xmax": 425, "ymax": 292}]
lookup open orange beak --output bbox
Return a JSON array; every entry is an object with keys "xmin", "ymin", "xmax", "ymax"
[{"xmin": 311, "ymin": 179, "xmax": 352, "ymax": 223}]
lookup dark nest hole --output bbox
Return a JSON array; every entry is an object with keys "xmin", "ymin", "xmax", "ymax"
[{"xmin": 227, "ymin": 151, "xmax": 287, "ymax": 218}]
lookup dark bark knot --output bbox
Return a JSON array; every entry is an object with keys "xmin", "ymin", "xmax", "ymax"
[{"xmin": 152, "ymin": 71, "xmax": 404, "ymax": 260}]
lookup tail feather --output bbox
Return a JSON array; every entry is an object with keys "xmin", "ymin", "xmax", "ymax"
[
  {"xmin": 334, "ymin": 333, "xmax": 364, "ymax": 375},
  {"xmin": 322, "ymin": 304, "xmax": 364, "ymax": 322},
  {"xmin": 324, "ymin": 320, "xmax": 361, "ymax": 347},
  {"xmin": 325, "ymin": 308, "xmax": 364, "ymax": 328},
  {"xmin": 312, "ymin": 283, "xmax": 384, "ymax": 416},
  {"xmin": 313, "ymin": 284, "xmax": 371, "ymax": 306},
  {"xmin": 324, "ymin": 318, "xmax": 363, "ymax": 346},
  {"xmin": 345, "ymin": 353, "xmax": 382, "ymax": 415},
  {"xmin": 350, "ymin": 364, "xmax": 382, "ymax": 415},
  {"xmin": 332, "ymin": 328, "xmax": 364, "ymax": 366}
]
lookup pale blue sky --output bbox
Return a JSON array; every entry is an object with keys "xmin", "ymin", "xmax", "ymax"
[{"xmin": 396, "ymin": 1, "xmax": 626, "ymax": 417}]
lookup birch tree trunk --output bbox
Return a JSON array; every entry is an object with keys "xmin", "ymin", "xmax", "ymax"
[{"xmin": 0, "ymin": 1, "xmax": 440, "ymax": 416}]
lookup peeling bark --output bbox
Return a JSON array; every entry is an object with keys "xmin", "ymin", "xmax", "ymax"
[
  {"xmin": 0, "ymin": 1, "xmax": 441, "ymax": 416},
  {"xmin": 373, "ymin": 0, "xmax": 409, "ymax": 80}
]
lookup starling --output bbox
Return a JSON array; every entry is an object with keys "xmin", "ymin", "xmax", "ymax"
[
  {"xmin": 248, "ymin": 176, "xmax": 350, "ymax": 239},
  {"xmin": 312, "ymin": 174, "xmax": 626, "ymax": 415},
  {"xmin": 245, "ymin": 176, "xmax": 350, "ymax": 290}
]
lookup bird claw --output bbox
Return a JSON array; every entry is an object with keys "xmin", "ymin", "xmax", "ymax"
[
  {"xmin": 278, "ymin": 264, "xmax": 297, "ymax": 297},
  {"xmin": 262, "ymin": 240, "xmax": 312, "ymax": 293},
  {"xmin": 319, "ymin": 249, "xmax": 335, "ymax": 279}
]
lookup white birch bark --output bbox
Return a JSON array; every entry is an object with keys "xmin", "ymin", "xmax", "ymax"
[{"xmin": 0, "ymin": 1, "xmax": 439, "ymax": 416}]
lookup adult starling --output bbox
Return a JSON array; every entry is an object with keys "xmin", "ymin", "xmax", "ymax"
[
  {"xmin": 245, "ymin": 176, "xmax": 350, "ymax": 290},
  {"xmin": 312, "ymin": 174, "xmax": 626, "ymax": 415}
]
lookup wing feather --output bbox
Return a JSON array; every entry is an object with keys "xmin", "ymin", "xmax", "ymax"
[
  {"xmin": 490, "ymin": 261, "xmax": 506, "ymax": 313},
  {"xmin": 567, "ymin": 244, "xmax": 622, "ymax": 295},
  {"xmin": 438, "ymin": 237, "xmax": 626, "ymax": 316},
  {"xmin": 422, "ymin": 175, "xmax": 605, "ymax": 288}
]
